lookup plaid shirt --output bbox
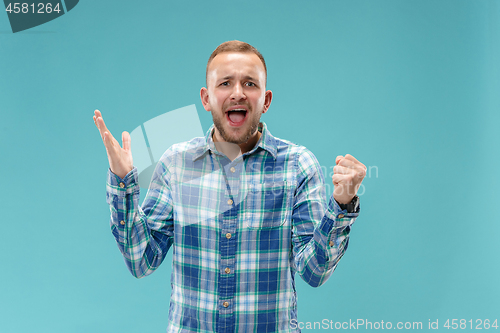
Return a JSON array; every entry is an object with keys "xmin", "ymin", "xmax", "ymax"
[{"xmin": 106, "ymin": 122, "xmax": 359, "ymax": 333}]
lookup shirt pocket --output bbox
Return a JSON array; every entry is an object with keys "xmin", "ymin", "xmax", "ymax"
[{"xmin": 242, "ymin": 181, "xmax": 292, "ymax": 229}]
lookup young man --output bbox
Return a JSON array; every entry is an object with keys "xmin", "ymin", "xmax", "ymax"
[{"xmin": 93, "ymin": 40, "xmax": 366, "ymax": 332}]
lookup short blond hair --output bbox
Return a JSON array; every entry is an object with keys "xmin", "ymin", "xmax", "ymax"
[{"xmin": 206, "ymin": 40, "xmax": 267, "ymax": 85}]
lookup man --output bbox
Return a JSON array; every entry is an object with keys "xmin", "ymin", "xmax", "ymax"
[{"xmin": 93, "ymin": 40, "xmax": 366, "ymax": 332}]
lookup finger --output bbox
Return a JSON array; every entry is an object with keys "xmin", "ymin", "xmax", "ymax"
[
  {"xmin": 102, "ymin": 131, "xmax": 116, "ymax": 146},
  {"xmin": 332, "ymin": 173, "xmax": 352, "ymax": 185},
  {"xmin": 95, "ymin": 114, "xmax": 113, "ymax": 141},
  {"xmin": 333, "ymin": 165, "xmax": 356, "ymax": 175},
  {"xmin": 102, "ymin": 132, "xmax": 120, "ymax": 158},
  {"xmin": 97, "ymin": 120, "xmax": 119, "ymax": 155},
  {"xmin": 332, "ymin": 174, "xmax": 340, "ymax": 185},
  {"xmin": 338, "ymin": 156, "xmax": 364, "ymax": 170},
  {"xmin": 344, "ymin": 154, "xmax": 367, "ymax": 171},
  {"xmin": 122, "ymin": 131, "xmax": 131, "ymax": 152},
  {"xmin": 338, "ymin": 157, "xmax": 357, "ymax": 168},
  {"xmin": 94, "ymin": 110, "xmax": 103, "ymax": 127},
  {"xmin": 93, "ymin": 111, "xmax": 118, "ymax": 147},
  {"xmin": 342, "ymin": 155, "xmax": 367, "ymax": 176},
  {"xmin": 338, "ymin": 162, "xmax": 366, "ymax": 181},
  {"xmin": 335, "ymin": 155, "xmax": 343, "ymax": 165},
  {"xmin": 344, "ymin": 154, "xmax": 359, "ymax": 163}
]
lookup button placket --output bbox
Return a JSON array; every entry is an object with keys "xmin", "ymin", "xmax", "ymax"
[{"xmin": 216, "ymin": 157, "xmax": 241, "ymax": 319}]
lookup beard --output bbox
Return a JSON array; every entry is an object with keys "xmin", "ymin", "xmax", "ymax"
[{"xmin": 212, "ymin": 109, "xmax": 261, "ymax": 144}]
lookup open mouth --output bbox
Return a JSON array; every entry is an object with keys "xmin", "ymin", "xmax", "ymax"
[{"xmin": 226, "ymin": 109, "xmax": 248, "ymax": 127}]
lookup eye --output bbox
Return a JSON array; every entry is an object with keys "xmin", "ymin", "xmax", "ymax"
[
  {"xmin": 220, "ymin": 81, "xmax": 230, "ymax": 86},
  {"xmin": 245, "ymin": 82, "xmax": 256, "ymax": 87}
]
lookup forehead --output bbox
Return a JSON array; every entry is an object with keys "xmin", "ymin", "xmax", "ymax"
[{"xmin": 207, "ymin": 52, "xmax": 266, "ymax": 83}]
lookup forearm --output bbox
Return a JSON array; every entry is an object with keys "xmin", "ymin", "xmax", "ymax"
[
  {"xmin": 106, "ymin": 167, "xmax": 173, "ymax": 278},
  {"xmin": 293, "ymin": 196, "xmax": 357, "ymax": 287}
]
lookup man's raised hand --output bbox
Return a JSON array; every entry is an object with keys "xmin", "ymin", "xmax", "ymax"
[
  {"xmin": 332, "ymin": 154, "xmax": 366, "ymax": 204},
  {"xmin": 93, "ymin": 110, "xmax": 134, "ymax": 179}
]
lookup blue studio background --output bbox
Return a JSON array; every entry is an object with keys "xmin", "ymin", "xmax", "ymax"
[{"xmin": 1, "ymin": 1, "xmax": 499, "ymax": 332}]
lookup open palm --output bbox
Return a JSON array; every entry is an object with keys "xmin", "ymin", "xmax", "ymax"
[{"xmin": 93, "ymin": 110, "xmax": 134, "ymax": 179}]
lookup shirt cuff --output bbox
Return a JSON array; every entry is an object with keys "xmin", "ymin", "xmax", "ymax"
[
  {"xmin": 314, "ymin": 196, "xmax": 359, "ymax": 252},
  {"xmin": 325, "ymin": 195, "xmax": 359, "ymax": 228},
  {"xmin": 106, "ymin": 167, "xmax": 139, "ymax": 196}
]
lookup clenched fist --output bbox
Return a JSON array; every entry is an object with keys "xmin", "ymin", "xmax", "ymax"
[{"xmin": 332, "ymin": 154, "xmax": 366, "ymax": 204}]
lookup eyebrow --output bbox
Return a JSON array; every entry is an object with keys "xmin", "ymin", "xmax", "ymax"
[{"xmin": 219, "ymin": 75, "xmax": 258, "ymax": 82}]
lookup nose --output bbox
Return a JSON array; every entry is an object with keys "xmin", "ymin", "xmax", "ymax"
[{"xmin": 230, "ymin": 82, "xmax": 246, "ymax": 101}]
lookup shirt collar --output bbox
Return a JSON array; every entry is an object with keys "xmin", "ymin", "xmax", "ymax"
[{"xmin": 192, "ymin": 121, "xmax": 277, "ymax": 161}]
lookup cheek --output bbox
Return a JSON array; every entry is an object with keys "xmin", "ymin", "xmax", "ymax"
[
  {"xmin": 252, "ymin": 93, "xmax": 266, "ymax": 108},
  {"xmin": 210, "ymin": 91, "xmax": 226, "ymax": 109}
]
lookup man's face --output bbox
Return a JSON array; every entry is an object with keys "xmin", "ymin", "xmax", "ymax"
[{"xmin": 201, "ymin": 52, "xmax": 272, "ymax": 145}]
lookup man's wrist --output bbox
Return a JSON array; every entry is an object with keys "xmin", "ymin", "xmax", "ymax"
[
  {"xmin": 107, "ymin": 167, "xmax": 138, "ymax": 189},
  {"xmin": 336, "ymin": 195, "xmax": 360, "ymax": 213}
]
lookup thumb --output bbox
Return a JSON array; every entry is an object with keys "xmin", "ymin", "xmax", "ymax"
[{"xmin": 122, "ymin": 131, "xmax": 131, "ymax": 151}]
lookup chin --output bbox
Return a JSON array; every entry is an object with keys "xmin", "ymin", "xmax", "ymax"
[
  {"xmin": 213, "ymin": 113, "xmax": 259, "ymax": 145},
  {"xmin": 224, "ymin": 133, "xmax": 249, "ymax": 145}
]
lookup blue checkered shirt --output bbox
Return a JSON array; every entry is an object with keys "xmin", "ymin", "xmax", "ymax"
[{"xmin": 106, "ymin": 122, "xmax": 359, "ymax": 332}]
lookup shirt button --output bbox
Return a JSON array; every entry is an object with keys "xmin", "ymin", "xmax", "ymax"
[
  {"xmin": 119, "ymin": 182, "xmax": 125, "ymax": 188},
  {"xmin": 225, "ymin": 233, "xmax": 232, "ymax": 239},
  {"xmin": 227, "ymin": 199, "xmax": 233, "ymax": 205},
  {"xmin": 329, "ymin": 241, "xmax": 334, "ymax": 247},
  {"xmin": 230, "ymin": 167, "xmax": 236, "ymax": 173},
  {"xmin": 120, "ymin": 220, "xmax": 125, "ymax": 225},
  {"xmin": 338, "ymin": 214, "xmax": 344, "ymax": 219},
  {"xmin": 224, "ymin": 267, "xmax": 230, "ymax": 274},
  {"xmin": 223, "ymin": 301, "xmax": 229, "ymax": 308}
]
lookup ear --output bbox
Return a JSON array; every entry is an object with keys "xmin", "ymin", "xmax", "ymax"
[
  {"xmin": 200, "ymin": 87, "xmax": 211, "ymax": 112},
  {"xmin": 262, "ymin": 90, "xmax": 273, "ymax": 114}
]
